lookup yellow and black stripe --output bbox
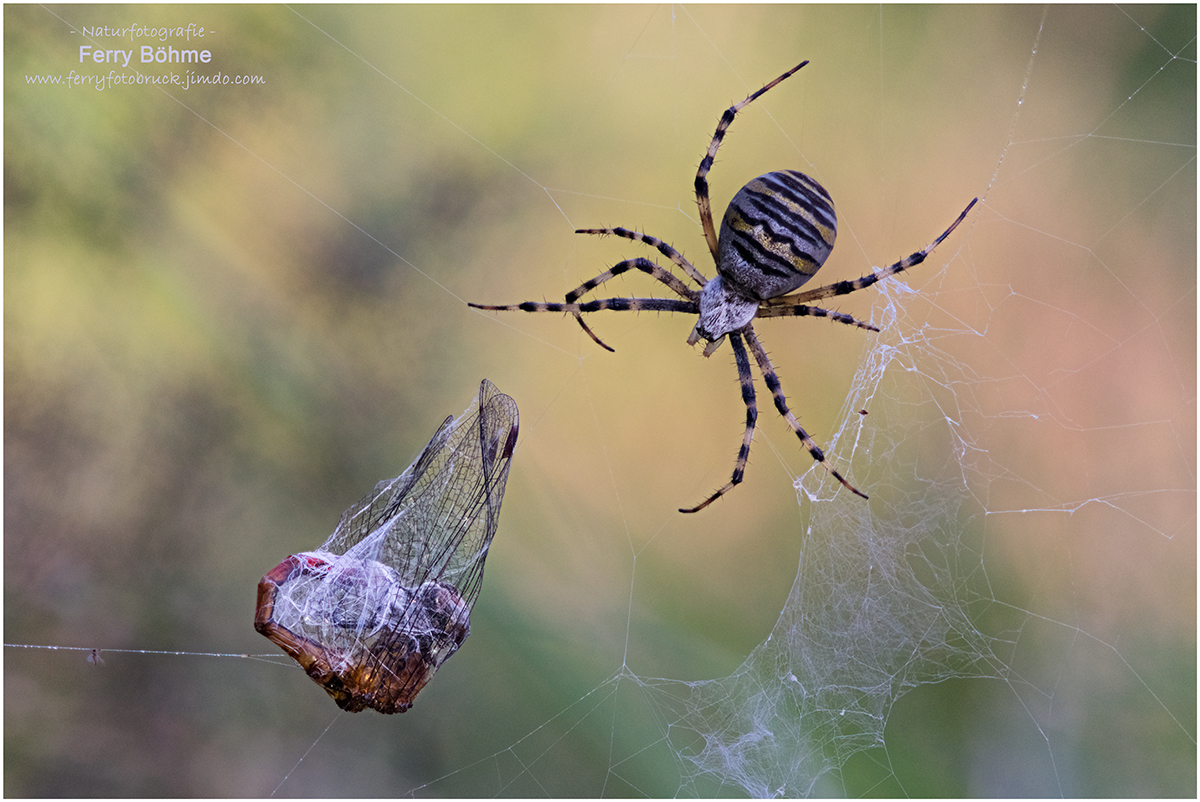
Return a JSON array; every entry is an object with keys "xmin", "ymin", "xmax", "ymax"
[{"xmin": 717, "ymin": 170, "xmax": 837, "ymax": 301}]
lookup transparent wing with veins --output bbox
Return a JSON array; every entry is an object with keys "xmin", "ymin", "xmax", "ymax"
[
  {"xmin": 255, "ymin": 379, "xmax": 519, "ymax": 714},
  {"xmin": 324, "ymin": 379, "xmax": 519, "ymax": 605}
]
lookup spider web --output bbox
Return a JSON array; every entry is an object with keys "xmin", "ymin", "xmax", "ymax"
[{"xmin": 4, "ymin": 5, "xmax": 1195, "ymax": 797}]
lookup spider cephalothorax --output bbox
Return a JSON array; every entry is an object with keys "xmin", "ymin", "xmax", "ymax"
[{"xmin": 470, "ymin": 61, "xmax": 976, "ymax": 513}]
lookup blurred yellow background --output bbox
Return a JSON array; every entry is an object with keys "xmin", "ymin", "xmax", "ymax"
[{"xmin": 5, "ymin": 4, "xmax": 1194, "ymax": 796}]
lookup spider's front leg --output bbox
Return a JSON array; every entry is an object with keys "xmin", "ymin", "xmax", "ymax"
[
  {"xmin": 681, "ymin": 330, "xmax": 758, "ymax": 513},
  {"xmin": 742, "ymin": 327, "xmax": 868, "ymax": 500}
]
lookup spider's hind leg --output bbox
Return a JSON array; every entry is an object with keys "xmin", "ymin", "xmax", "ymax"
[{"xmin": 787, "ymin": 197, "xmax": 979, "ymax": 307}]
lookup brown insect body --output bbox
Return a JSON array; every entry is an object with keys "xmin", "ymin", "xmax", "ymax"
[
  {"xmin": 253, "ymin": 379, "xmax": 517, "ymax": 714},
  {"xmin": 256, "ymin": 552, "xmax": 471, "ymax": 714}
]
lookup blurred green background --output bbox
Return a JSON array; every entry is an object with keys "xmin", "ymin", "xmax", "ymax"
[{"xmin": 5, "ymin": 4, "xmax": 1194, "ymax": 797}]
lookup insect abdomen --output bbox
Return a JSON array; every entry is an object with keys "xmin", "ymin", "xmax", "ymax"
[{"xmin": 717, "ymin": 170, "xmax": 837, "ymax": 301}]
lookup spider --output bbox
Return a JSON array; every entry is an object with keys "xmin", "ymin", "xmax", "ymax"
[{"xmin": 470, "ymin": 61, "xmax": 976, "ymax": 513}]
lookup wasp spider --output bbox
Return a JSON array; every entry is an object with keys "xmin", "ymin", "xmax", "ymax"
[{"xmin": 471, "ymin": 61, "xmax": 977, "ymax": 513}]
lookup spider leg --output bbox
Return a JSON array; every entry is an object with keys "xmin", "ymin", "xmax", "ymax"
[
  {"xmin": 756, "ymin": 302, "xmax": 880, "ymax": 332},
  {"xmin": 785, "ymin": 197, "xmax": 978, "ymax": 306},
  {"xmin": 576, "ymin": 227, "xmax": 708, "ymax": 288},
  {"xmin": 743, "ymin": 325, "xmax": 869, "ymax": 500},
  {"xmin": 468, "ymin": 296, "xmax": 698, "ymax": 351},
  {"xmin": 695, "ymin": 61, "xmax": 809, "ymax": 260},
  {"xmin": 562, "ymin": 257, "xmax": 699, "ymax": 350},
  {"xmin": 468, "ymin": 297, "xmax": 697, "ymax": 315},
  {"xmin": 563, "ymin": 257, "xmax": 698, "ymax": 305},
  {"xmin": 573, "ymin": 314, "xmax": 616, "ymax": 352},
  {"xmin": 470, "ymin": 256, "xmax": 699, "ymax": 351},
  {"xmin": 681, "ymin": 329, "xmax": 757, "ymax": 513},
  {"xmin": 471, "ymin": 252, "xmax": 699, "ymax": 352}
]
